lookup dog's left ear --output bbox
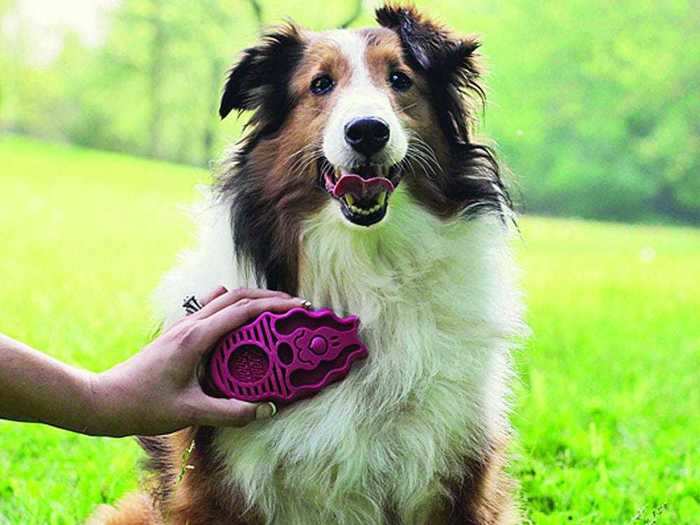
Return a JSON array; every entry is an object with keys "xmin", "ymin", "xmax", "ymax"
[
  {"xmin": 376, "ymin": 5, "xmax": 483, "ymax": 143},
  {"xmin": 375, "ymin": 5, "xmax": 481, "ymax": 87},
  {"xmin": 219, "ymin": 24, "xmax": 305, "ymax": 120}
]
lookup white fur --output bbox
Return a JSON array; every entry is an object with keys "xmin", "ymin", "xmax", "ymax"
[
  {"xmin": 155, "ymin": 186, "xmax": 524, "ymax": 525},
  {"xmin": 321, "ymin": 30, "xmax": 408, "ymax": 169}
]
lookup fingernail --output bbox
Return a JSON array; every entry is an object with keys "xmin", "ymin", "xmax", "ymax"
[
  {"xmin": 300, "ymin": 299, "xmax": 312, "ymax": 309},
  {"xmin": 255, "ymin": 402, "xmax": 277, "ymax": 420}
]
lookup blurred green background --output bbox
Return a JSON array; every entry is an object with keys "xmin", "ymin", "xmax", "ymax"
[
  {"xmin": 1, "ymin": 1, "xmax": 699, "ymax": 524},
  {"xmin": 1, "ymin": 0, "xmax": 698, "ymax": 224}
]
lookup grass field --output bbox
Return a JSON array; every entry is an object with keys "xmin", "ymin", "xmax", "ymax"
[{"xmin": 1, "ymin": 136, "xmax": 698, "ymax": 524}]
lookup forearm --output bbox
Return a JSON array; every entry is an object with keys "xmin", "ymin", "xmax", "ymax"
[
  {"xmin": 0, "ymin": 289, "xmax": 296, "ymax": 437},
  {"xmin": 0, "ymin": 333, "xmax": 101, "ymax": 434}
]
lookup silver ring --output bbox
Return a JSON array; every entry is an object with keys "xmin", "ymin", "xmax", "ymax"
[{"xmin": 182, "ymin": 295, "xmax": 203, "ymax": 315}]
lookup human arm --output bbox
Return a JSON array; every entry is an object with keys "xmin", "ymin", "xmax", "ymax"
[{"xmin": 0, "ymin": 287, "xmax": 307, "ymax": 437}]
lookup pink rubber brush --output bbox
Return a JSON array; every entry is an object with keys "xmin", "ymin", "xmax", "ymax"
[{"xmin": 205, "ymin": 307, "xmax": 368, "ymax": 404}]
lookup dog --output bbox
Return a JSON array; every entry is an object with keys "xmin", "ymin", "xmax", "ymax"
[{"xmin": 89, "ymin": 4, "xmax": 525, "ymax": 524}]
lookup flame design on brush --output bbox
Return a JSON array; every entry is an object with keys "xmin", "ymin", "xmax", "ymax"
[{"xmin": 207, "ymin": 307, "xmax": 368, "ymax": 404}]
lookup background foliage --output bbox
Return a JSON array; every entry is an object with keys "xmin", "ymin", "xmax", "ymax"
[{"xmin": 0, "ymin": 0, "xmax": 698, "ymax": 223}]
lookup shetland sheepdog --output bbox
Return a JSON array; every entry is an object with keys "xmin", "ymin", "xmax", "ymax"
[{"xmin": 90, "ymin": 4, "xmax": 525, "ymax": 524}]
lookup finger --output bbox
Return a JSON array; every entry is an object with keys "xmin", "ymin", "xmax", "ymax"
[
  {"xmin": 200, "ymin": 297, "xmax": 306, "ymax": 348},
  {"xmin": 191, "ymin": 288, "xmax": 292, "ymax": 321},
  {"xmin": 199, "ymin": 286, "xmax": 228, "ymax": 307},
  {"xmin": 192, "ymin": 396, "xmax": 278, "ymax": 427},
  {"xmin": 170, "ymin": 296, "xmax": 307, "ymax": 369},
  {"xmin": 169, "ymin": 287, "xmax": 227, "ymax": 330}
]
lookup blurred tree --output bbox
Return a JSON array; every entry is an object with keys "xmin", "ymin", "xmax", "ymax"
[
  {"xmin": 339, "ymin": 0, "xmax": 363, "ymax": 28},
  {"xmin": 147, "ymin": 0, "xmax": 166, "ymax": 158},
  {"xmin": 195, "ymin": 0, "xmax": 235, "ymax": 162},
  {"xmin": 484, "ymin": 0, "xmax": 700, "ymax": 221},
  {"xmin": 0, "ymin": 0, "xmax": 11, "ymax": 114},
  {"xmin": 247, "ymin": 0, "xmax": 264, "ymax": 30}
]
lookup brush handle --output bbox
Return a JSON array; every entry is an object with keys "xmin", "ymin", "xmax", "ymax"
[{"xmin": 206, "ymin": 307, "xmax": 368, "ymax": 404}]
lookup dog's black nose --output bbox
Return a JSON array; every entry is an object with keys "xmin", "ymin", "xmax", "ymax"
[{"xmin": 344, "ymin": 117, "xmax": 390, "ymax": 158}]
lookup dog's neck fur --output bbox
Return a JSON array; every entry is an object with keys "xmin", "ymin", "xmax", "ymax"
[{"xmin": 156, "ymin": 187, "xmax": 522, "ymax": 525}]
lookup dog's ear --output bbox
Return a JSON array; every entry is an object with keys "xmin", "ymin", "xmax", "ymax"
[
  {"xmin": 219, "ymin": 24, "xmax": 305, "ymax": 119},
  {"xmin": 375, "ymin": 5, "xmax": 481, "ymax": 86},
  {"xmin": 376, "ymin": 5, "xmax": 483, "ymax": 143}
]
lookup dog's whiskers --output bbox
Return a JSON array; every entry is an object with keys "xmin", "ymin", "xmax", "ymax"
[
  {"xmin": 404, "ymin": 134, "xmax": 442, "ymax": 179},
  {"xmin": 405, "ymin": 149, "xmax": 439, "ymax": 179},
  {"xmin": 292, "ymin": 151, "xmax": 323, "ymax": 177},
  {"xmin": 411, "ymin": 136, "xmax": 440, "ymax": 165},
  {"xmin": 286, "ymin": 143, "xmax": 323, "ymax": 175},
  {"xmin": 408, "ymin": 151, "xmax": 437, "ymax": 178},
  {"xmin": 286, "ymin": 143, "xmax": 321, "ymax": 164}
]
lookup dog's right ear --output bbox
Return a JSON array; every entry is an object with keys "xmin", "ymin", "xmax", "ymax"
[{"xmin": 219, "ymin": 24, "xmax": 305, "ymax": 119}]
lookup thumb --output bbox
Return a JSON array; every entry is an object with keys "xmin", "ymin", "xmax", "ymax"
[{"xmin": 194, "ymin": 396, "xmax": 278, "ymax": 427}]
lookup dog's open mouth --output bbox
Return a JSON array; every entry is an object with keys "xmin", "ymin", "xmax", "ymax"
[{"xmin": 319, "ymin": 159, "xmax": 401, "ymax": 227}]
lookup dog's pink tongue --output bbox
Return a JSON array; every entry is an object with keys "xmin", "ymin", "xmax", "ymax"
[{"xmin": 332, "ymin": 172, "xmax": 395, "ymax": 199}]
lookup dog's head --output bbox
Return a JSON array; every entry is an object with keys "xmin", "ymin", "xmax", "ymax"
[{"xmin": 218, "ymin": 5, "xmax": 510, "ymax": 291}]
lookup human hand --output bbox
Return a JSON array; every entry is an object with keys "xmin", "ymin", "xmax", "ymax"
[{"xmin": 90, "ymin": 287, "xmax": 307, "ymax": 437}]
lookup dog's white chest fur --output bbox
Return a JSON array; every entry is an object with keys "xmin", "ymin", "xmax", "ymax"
[{"xmin": 156, "ymin": 189, "xmax": 522, "ymax": 525}]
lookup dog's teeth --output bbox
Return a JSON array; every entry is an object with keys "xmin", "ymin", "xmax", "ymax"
[{"xmin": 346, "ymin": 197, "xmax": 387, "ymax": 216}]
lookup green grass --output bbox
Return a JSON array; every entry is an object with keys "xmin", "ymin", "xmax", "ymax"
[{"xmin": 1, "ymin": 136, "xmax": 698, "ymax": 524}]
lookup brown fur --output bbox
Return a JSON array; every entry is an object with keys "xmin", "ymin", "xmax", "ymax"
[
  {"xmin": 162, "ymin": 427, "xmax": 264, "ymax": 525},
  {"xmin": 441, "ymin": 438, "xmax": 519, "ymax": 524},
  {"xmin": 87, "ymin": 492, "xmax": 161, "ymax": 525},
  {"xmin": 89, "ymin": 429, "xmax": 263, "ymax": 524},
  {"xmin": 90, "ymin": 439, "xmax": 518, "ymax": 525}
]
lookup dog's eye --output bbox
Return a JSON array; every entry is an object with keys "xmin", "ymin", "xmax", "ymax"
[
  {"xmin": 388, "ymin": 71, "xmax": 412, "ymax": 92},
  {"xmin": 310, "ymin": 75, "xmax": 335, "ymax": 95}
]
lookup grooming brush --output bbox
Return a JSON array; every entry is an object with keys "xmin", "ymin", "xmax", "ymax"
[{"xmin": 205, "ymin": 307, "xmax": 368, "ymax": 404}]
